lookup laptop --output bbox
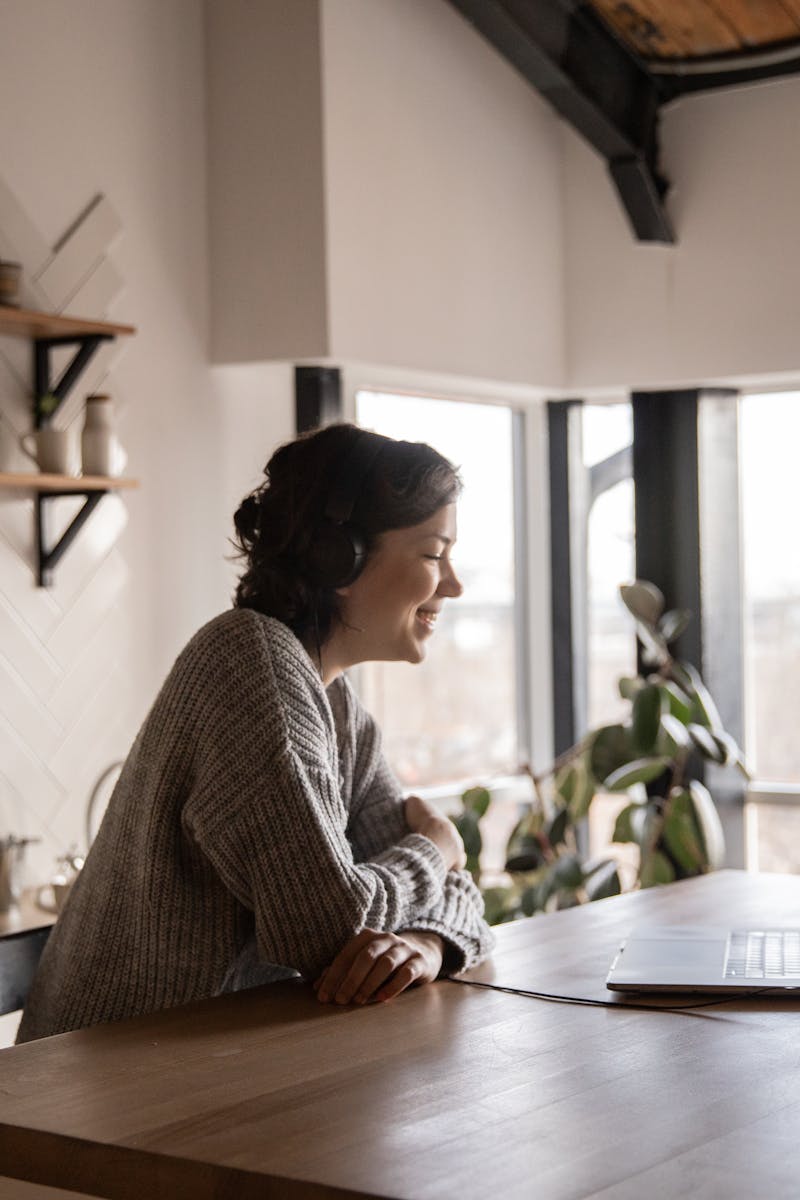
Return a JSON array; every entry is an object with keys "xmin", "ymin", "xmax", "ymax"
[{"xmin": 606, "ymin": 925, "xmax": 800, "ymax": 994}]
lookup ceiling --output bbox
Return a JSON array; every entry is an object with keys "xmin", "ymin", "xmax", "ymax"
[
  {"xmin": 447, "ymin": 0, "xmax": 800, "ymax": 243},
  {"xmin": 590, "ymin": 0, "xmax": 800, "ymax": 63}
]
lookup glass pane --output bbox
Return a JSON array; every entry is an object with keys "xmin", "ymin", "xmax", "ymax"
[
  {"xmin": 354, "ymin": 391, "xmax": 518, "ymax": 788},
  {"xmin": 741, "ymin": 392, "xmax": 800, "ymax": 784},
  {"xmin": 746, "ymin": 803, "xmax": 800, "ymax": 873},
  {"xmin": 583, "ymin": 404, "xmax": 635, "ymax": 730}
]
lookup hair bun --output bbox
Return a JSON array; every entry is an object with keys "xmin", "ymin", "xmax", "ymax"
[{"xmin": 233, "ymin": 492, "xmax": 261, "ymax": 544}]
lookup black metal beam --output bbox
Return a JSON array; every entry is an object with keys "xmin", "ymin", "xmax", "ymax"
[
  {"xmin": 548, "ymin": 399, "xmax": 585, "ymax": 756},
  {"xmin": 655, "ymin": 47, "xmax": 800, "ymax": 101},
  {"xmin": 446, "ymin": 0, "xmax": 673, "ymax": 242},
  {"xmin": 295, "ymin": 366, "xmax": 342, "ymax": 434}
]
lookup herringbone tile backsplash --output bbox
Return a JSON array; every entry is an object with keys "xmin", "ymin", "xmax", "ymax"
[{"xmin": 1, "ymin": 181, "xmax": 136, "ymax": 890}]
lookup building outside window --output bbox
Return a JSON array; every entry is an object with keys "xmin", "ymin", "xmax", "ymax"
[{"xmin": 354, "ymin": 391, "xmax": 525, "ymax": 801}]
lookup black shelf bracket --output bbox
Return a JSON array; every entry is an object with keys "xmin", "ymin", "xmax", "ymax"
[
  {"xmin": 36, "ymin": 490, "xmax": 106, "ymax": 587},
  {"xmin": 34, "ymin": 333, "xmax": 113, "ymax": 427}
]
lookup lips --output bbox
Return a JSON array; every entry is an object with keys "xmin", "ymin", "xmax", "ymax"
[{"xmin": 415, "ymin": 608, "xmax": 439, "ymax": 630}]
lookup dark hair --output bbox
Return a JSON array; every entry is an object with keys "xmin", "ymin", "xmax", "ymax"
[{"xmin": 232, "ymin": 423, "xmax": 462, "ymax": 644}]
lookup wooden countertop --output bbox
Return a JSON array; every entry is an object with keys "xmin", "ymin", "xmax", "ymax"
[{"xmin": 1, "ymin": 871, "xmax": 800, "ymax": 1199}]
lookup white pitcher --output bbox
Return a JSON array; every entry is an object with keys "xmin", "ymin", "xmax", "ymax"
[{"xmin": 81, "ymin": 394, "xmax": 126, "ymax": 477}]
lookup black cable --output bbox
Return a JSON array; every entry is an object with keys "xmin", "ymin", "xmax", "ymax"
[{"xmin": 445, "ymin": 974, "xmax": 772, "ymax": 1012}]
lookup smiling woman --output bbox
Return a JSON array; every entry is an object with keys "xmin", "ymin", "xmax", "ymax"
[{"xmin": 16, "ymin": 423, "xmax": 493, "ymax": 1043}]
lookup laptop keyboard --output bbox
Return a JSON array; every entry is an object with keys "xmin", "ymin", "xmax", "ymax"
[{"xmin": 724, "ymin": 930, "xmax": 800, "ymax": 979}]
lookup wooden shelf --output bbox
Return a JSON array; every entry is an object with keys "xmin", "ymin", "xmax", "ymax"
[
  {"xmin": 0, "ymin": 472, "xmax": 139, "ymax": 492},
  {"xmin": 0, "ymin": 304, "xmax": 136, "ymax": 340}
]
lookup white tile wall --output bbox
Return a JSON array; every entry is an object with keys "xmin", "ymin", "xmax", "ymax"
[{"xmin": 0, "ymin": 179, "xmax": 135, "ymax": 903}]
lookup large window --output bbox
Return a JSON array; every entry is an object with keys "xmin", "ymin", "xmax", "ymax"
[
  {"xmin": 740, "ymin": 391, "xmax": 800, "ymax": 870},
  {"xmin": 354, "ymin": 391, "xmax": 525, "ymax": 791}
]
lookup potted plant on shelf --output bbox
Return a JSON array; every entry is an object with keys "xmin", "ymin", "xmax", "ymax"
[{"xmin": 451, "ymin": 580, "xmax": 750, "ymax": 926}]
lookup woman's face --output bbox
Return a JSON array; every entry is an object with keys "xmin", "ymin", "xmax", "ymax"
[{"xmin": 325, "ymin": 503, "xmax": 463, "ymax": 677}]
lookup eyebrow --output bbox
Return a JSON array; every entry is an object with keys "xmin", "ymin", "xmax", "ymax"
[{"xmin": 419, "ymin": 532, "xmax": 453, "ymax": 546}]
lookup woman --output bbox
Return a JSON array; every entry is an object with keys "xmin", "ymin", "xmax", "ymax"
[{"xmin": 17, "ymin": 423, "xmax": 493, "ymax": 1042}]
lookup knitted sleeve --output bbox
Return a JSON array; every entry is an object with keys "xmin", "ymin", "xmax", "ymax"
[
  {"xmin": 342, "ymin": 680, "xmax": 495, "ymax": 972},
  {"xmin": 181, "ymin": 612, "xmax": 448, "ymax": 979}
]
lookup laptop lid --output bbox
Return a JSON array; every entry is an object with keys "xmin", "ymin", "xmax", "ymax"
[{"xmin": 606, "ymin": 925, "xmax": 800, "ymax": 994}]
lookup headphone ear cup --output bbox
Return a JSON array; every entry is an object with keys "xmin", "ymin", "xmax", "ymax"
[{"xmin": 305, "ymin": 521, "xmax": 367, "ymax": 588}]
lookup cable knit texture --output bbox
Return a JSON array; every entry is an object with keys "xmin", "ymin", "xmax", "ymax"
[{"xmin": 17, "ymin": 610, "xmax": 493, "ymax": 1042}]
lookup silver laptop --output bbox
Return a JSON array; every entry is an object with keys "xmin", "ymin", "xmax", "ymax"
[{"xmin": 606, "ymin": 925, "xmax": 800, "ymax": 994}]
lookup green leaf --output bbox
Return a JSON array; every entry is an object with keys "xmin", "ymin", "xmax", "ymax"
[
  {"xmin": 550, "ymin": 853, "xmax": 584, "ymax": 890},
  {"xmin": 520, "ymin": 884, "xmax": 543, "ymax": 917},
  {"xmin": 620, "ymin": 580, "xmax": 665, "ymax": 626},
  {"xmin": 660, "ymin": 681, "xmax": 693, "ymax": 724},
  {"xmin": 546, "ymin": 806, "xmax": 570, "ymax": 850},
  {"xmin": 661, "ymin": 788, "xmax": 706, "ymax": 874},
  {"xmin": 659, "ymin": 608, "xmax": 692, "ymax": 644},
  {"xmin": 619, "ymin": 676, "xmax": 644, "ymax": 701},
  {"xmin": 634, "ymin": 619, "xmax": 669, "ymax": 668},
  {"xmin": 603, "ymin": 756, "xmax": 672, "ymax": 792},
  {"xmin": 658, "ymin": 712, "xmax": 692, "ymax": 756},
  {"xmin": 688, "ymin": 780, "xmax": 726, "ymax": 869},
  {"xmin": 505, "ymin": 814, "xmax": 545, "ymax": 872},
  {"xmin": 687, "ymin": 723, "xmax": 727, "ymax": 763},
  {"xmin": 640, "ymin": 849, "xmax": 676, "ymax": 888},
  {"xmin": 482, "ymin": 886, "xmax": 520, "ymax": 925},
  {"xmin": 632, "ymin": 684, "xmax": 662, "ymax": 754},
  {"xmin": 589, "ymin": 724, "xmax": 632, "ymax": 783},
  {"xmin": 451, "ymin": 811, "xmax": 482, "ymax": 860},
  {"xmin": 461, "ymin": 785, "xmax": 491, "ymax": 818},
  {"xmin": 584, "ymin": 858, "xmax": 622, "ymax": 901},
  {"xmin": 679, "ymin": 662, "xmax": 723, "ymax": 731},
  {"xmin": 612, "ymin": 802, "xmax": 640, "ymax": 844}
]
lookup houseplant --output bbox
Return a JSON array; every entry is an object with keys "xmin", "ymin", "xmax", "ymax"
[{"xmin": 452, "ymin": 580, "xmax": 749, "ymax": 925}]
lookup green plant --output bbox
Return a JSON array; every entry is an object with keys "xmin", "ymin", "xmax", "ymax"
[
  {"xmin": 36, "ymin": 392, "xmax": 60, "ymax": 419},
  {"xmin": 451, "ymin": 580, "xmax": 749, "ymax": 926}
]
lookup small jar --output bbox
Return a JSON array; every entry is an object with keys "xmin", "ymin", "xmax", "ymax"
[
  {"xmin": 81, "ymin": 394, "xmax": 125, "ymax": 477},
  {"xmin": 0, "ymin": 260, "xmax": 22, "ymax": 308}
]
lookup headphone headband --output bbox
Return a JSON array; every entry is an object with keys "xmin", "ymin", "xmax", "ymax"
[{"xmin": 323, "ymin": 431, "xmax": 384, "ymax": 526}]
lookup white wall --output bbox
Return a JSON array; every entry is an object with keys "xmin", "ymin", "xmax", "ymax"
[
  {"xmin": 0, "ymin": 0, "xmax": 223, "ymax": 892},
  {"xmin": 206, "ymin": 0, "xmax": 329, "ymax": 364},
  {"xmin": 321, "ymin": 0, "xmax": 565, "ymax": 387},
  {"xmin": 564, "ymin": 75, "xmax": 800, "ymax": 392}
]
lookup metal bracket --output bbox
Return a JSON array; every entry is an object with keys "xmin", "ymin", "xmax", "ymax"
[
  {"xmin": 34, "ymin": 333, "xmax": 112, "ymax": 427},
  {"xmin": 446, "ymin": 0, "xmax": 674, "ymax": 243},
  {"xmin": 36, "ymin": 490, "xmax": 106, "ymax": 587}
]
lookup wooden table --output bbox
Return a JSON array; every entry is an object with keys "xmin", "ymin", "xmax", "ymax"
[{"xmin": 1, "ymin": 870, "xmax": 799, "ymax": 1200}]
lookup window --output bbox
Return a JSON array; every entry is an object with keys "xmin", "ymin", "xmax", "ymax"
[
  {"xmin": 740, "ymin": 391, "xmax": 800, "ymax": 870},
  {"xmin": 580, "ymin": 403, "xmax": 636, "ymax": 862},
  {"xmin": 353, "ymin": 391, "xmax": 526, "ymax": 793}
]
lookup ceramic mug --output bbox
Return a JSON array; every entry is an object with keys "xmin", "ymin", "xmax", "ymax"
[
  {"xmin": 19, "ymin": 427, "xmax": 80, "ymax": 476},
  {"xmin": 36, "ymin": 879, "xmax": 74, "ymax": 915}
]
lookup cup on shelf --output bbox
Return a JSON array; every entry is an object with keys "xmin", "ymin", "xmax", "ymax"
[
  {"xmin": 0, "ymin": 260, "xmax": 22, "ymax": 308},
  {"xmin": 19, "ymin": 427, "xmax": 81, "ymax": 476}
]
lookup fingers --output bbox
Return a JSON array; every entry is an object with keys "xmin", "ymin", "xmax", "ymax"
[{"xmin": 314, "ymin": 930, "xmax": 429, "ymax": 1006}]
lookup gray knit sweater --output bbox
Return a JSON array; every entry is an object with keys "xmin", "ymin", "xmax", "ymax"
[{"xmin": 17, "ymin": 609, "xmax": 493, "ymax": 1042}]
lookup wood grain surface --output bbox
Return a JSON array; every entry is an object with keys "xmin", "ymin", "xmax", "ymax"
[{"xmin": 1, "ymin": 871, "xmax": 799, "ymax": 1200}]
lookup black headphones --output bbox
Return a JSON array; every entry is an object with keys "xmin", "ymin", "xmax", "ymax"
[{"xmin": 303, "ymin": 431, "xmax": 384, "ymax": 588}]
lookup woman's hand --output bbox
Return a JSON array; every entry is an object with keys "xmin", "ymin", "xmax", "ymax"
[
  {"xmin": 404, "ymin": 794, "xmax": 466, "ymax": 871},
  {"xmin": 314, "ymin": 928, "xmax": 445, "ymax": 1006}
]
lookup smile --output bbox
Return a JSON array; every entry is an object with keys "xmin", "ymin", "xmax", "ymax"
[{"xmin": 416, "ymin": 608, "xmax": 439, "ymax": 630}]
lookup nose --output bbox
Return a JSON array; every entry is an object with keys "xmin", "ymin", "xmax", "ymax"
[{"xmin": 437, "ymin": 560, "xmax": 463, "ymax": 599}]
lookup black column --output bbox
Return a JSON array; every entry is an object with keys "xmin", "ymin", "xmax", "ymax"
[
  {"xmin": 632, "ymin": 390, "xmax": 701, "ymax": 668},
  {"xmin": 295, "ymin": 366, "xmax": 342, "ymax": 433}
]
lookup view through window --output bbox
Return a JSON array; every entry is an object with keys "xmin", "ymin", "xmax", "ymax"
[
  {"xmin": 740, "ymin": 391, "xmax": 800, "ymax": 870},
  {"xmin": 580, "ymin": 403, "xmax": 637, "ymax": 868},
  {"xmin": 354, "ymin": 391, "xmax": 521, "ymax": 792}
]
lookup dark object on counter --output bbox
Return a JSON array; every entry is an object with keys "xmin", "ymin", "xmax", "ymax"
[{"xmin": 0, "ymin": 260, "xmax": 22, "ymax": 307}]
